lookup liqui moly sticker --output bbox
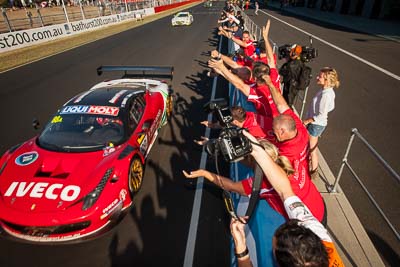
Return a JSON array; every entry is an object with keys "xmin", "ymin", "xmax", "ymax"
[
  {"xmin": 15, "ymin": 151, "xmax": 39, "ymax": 166},
  {"xmin": 60, "ymin": 105, "xmax": 120, "ymax": 116}
]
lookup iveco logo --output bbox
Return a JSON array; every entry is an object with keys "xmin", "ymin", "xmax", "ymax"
[{"xmin": 15, "ymin": 151, "xmax": 39, "ymax": 166}]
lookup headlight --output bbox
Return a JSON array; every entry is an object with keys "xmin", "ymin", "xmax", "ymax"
[{"xmin": 82, "ymin": 167, "xmax": 114, "ymax": 211}]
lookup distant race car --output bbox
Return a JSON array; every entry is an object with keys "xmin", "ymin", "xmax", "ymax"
[
  {"xmin": 171, "ymin": 11, "xmax": 193, "ymax": 26},
  {"xmin": 0, "ymin": 66, "xmax": 174, "ymax": 243}
]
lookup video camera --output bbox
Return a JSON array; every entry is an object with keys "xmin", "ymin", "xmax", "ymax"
[
  {"xmin": 203, "ymin": 99, "xmax": 252, "ymax": 162},
  {"xmin": 278, "ymin": 44, "xmax": 318, "ymax": 62},
  {"xmin": 203, "ymin": 98, "xmax": 233, "ymax": 127}
]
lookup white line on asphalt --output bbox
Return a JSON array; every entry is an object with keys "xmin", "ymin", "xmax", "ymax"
[
  {"xmin": 261, "ymin": 10, "xmax": 400, "ymax": 81},
  {"xmin": 183, "ymin": 36, "xmax": 223, "ymax": 267}
]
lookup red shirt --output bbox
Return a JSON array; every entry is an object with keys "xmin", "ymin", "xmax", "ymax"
[
  {"xmin": 247, "ymin": 68, "xmax": 280, "ymax": 118},
  {"xmin": 242, "ymin": 112, "xmax": 266, "ymax": 138},
  {"xmin": 276, "ymin": 109, "xmax": 324, "ymax": 221},
  {"xmin": 241, "ymin": 109, "xmax": 325, "ymax": 222},
  {"xmin": 254, "ymin": 113, "xmax": 275, "ymax": 142}
]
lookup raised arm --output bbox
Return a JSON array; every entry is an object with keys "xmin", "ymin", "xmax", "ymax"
[
  {"xmin": 262, "ymin": 20, "xmax": 276, "ymax": 69},
  {"xmin": 209, "ymin": 59, "xmax": 251, "ymax": 96},
  {"xmin": 182, "ymin": 169, "xmax": 246, "ymax": 195},
  {"xmin": 211, "ymin": 50, "xmax": 241, "ymax": 69},
  {"xmin": 231, "ymin": 36, "xmax": 248, "ymax": 48},
  {"xmin": 242, "ymin": 131, "xmax": 295, "ymax": 201},
  {"xmin": 262, "ymin": 74, "xmax": 289, "ymax": 113}
]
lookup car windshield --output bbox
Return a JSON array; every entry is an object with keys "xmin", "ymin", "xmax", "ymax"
[
  {"xmin": 177, "ymin": 13, "xmax": 188, "ymax": 17},
  {"xmin": 38, "ymin": 111, "xmax": 125, "ymax": 152}
]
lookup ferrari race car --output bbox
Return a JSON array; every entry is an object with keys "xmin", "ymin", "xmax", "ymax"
[
  {"xmin": 0, "ymin": 66, "xmax": 174, "ymax": 243},
  {"xmin": 171, "ymin": 11, "xmax": 193, "ymax": 26}
]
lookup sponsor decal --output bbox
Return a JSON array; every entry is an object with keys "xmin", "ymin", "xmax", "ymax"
[
  {"xmin": 149, "ymin": 110, "xmax": 161, "ymax": 138},
  {"xmin": 3, "ymin": 227, "xmax": 82, "ymax": 242},
  {"xmin": 119, "ymin": 189, "xmax": 127, "ymax": 201},
  {"xmin": 60, "ymin": 105, "xmax": 119, "ymax": 116},
  {"xmin": 103, "ymin": 143, "xmax": 116, "ymax": 157},
  {"xmin": 51, "ymin": 115, "xmax": 63, "ymax": 123},
  {"xmin": 4, "ymin": 182, "xmax": 81, "ymax": 202},
  {"xmin": 139, "ymin": 135, "xmax": 148, "ymax": 155},
  {"xmin": 15, "ymin": 151, "xmax": 39, "ymax": 166},
  {"xmin": 137, "ymin": 134, "xmax": 145, "ymax": 145},
  {"xmin": 288, "ymin": 201, "xmax": 306, "ymax": 211},
  {"xmin": 100, "ymin": 198, "xmax": 122, "ymax": 220}
]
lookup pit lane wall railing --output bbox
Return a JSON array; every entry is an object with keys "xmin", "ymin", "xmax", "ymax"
[
  {"xmin": 226, "ymin": 37, "xmax": 285, "ymax": 267},
  {"xmin": 0, "ymin": 0, "xmax": 199, "ymax": 53},
  {"xmin": 329, "ymin": 128, "xmax": 400, "ymax": 242}
]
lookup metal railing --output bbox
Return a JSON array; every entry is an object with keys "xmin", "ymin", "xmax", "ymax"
[
  {"xmin": 293, "ymin": 86, "xmax": 309, "ymax": 119},
  {"xmin": 328, "ymin": 128, "xmax": 400, "ymax": 241}
]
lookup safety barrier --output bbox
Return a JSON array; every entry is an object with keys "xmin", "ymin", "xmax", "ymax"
[
  {"xmin": 226, "ymin": 35, "xmax": 285, "ymax": 266},
  {"xmin": 329, "ymin": 128, "xmax": 400, "ymax": 242},
  {"xmin": 0, "ymin": 0, "xmax": 200, "ymax": 53}
]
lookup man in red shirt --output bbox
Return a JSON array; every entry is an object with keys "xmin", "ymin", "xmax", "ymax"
[
  {"xmin": 262, "ymin": 73, "xmax": 326, "ymax": 224},
  {"xmin": 230, "ymin": 31, "xmax": 255, "ymax": 57},
  {"xmin": 208, "ymin": 59, "xmax": 280, "ymax": 118}
]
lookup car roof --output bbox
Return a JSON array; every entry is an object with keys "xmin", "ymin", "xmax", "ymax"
[
  {"xmin": 177, "ymin": 12, "xmax": 190, "ymax": 15},
  {"xmin": 65, "ymin": 87, "xmax": 145, "ymax": 108}
]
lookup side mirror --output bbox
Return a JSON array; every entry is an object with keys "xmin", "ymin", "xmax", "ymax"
[{"xmin": 32, "ymin": 118, "xmax": 40, "ymax": 130}]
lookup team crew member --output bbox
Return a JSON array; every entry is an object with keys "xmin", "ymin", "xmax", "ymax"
[
  {"xmin": 208, "ymin": 59, "xmax": 280, "ymax": 118},
  {"xmin": 199, "ymin": 106, "xmax": 267, "ymax": 139},
  {"xmin": 262, "ymin": 74, "xmax": 326, "ymax": 223},
  {"xmin": 231, "ymin": 130, "xmax": 344, "ymax": 267},
  {"xmin": 230, "ymin": 31, "xmax": 256, "ymax": 57}
]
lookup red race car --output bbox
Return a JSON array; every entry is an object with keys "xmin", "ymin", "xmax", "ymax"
[{"xmin": 0, "ymin": 66, "xmax": 174, "ymax": 243}]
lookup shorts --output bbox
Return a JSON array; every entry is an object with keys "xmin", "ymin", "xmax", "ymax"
[{"xmin": 307, "ymin": 123, "xmax": 326, "ymax": 137}]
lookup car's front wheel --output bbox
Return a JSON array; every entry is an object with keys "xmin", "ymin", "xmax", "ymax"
[{"xmin": 128, "ymin": 156, "xmax": 144, "ymax": 196}]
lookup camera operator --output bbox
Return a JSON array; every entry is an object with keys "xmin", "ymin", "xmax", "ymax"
[
  {"xmin": 199, "ymin": 106, "xmax": 267, "ymax": 139},
  {"xmin": 279, "ymin": 44, "xmax": 306, "ymax": 106},
  {"xmin": 230, "ymin": 131, "xmax": 344, "ymax": 267},
  {"xmin": 260, "ymin": 74, "xmax": 326, "ymax": 224}
]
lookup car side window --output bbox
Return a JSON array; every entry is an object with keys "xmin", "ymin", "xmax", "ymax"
[{"xmin": 128, "ymin": 94, "xmax": 146, "ymax": 132}]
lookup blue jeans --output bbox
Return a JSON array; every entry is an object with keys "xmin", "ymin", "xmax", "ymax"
[{"xmin": 307, "ymin": 123, "xmax": 326, "ymax": 137}]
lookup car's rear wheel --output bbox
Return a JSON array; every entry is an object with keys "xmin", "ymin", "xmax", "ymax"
[
  {"xmin": 128, "ymin": 156, "xmax": 144, "ymax": 195},
  {"xmin": 166, "ymin": 93, "xmax": 174, "ymax": 121}
]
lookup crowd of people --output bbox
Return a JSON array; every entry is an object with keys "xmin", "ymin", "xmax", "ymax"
[{"xmin": 183, "ymin": 1, "xmax": 343, "ymax": 266}]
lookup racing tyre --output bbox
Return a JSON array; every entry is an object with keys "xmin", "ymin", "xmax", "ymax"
[
  {"xmin": 128, "ymin": 156, "xmax": 144, "ymax": 196},
  {"xmin": 166, "ymin": 93, "xmax": 174, "ymax": 121}
]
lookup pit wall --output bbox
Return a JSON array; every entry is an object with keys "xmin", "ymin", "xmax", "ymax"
[{"xmin": 227, "ymin": 40, "xmax": 284, "ymax": 267}]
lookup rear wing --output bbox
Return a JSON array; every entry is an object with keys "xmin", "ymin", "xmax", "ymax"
[{"xmin": 97, "ymin": 66, "xmax": 174, "ymax": 80}]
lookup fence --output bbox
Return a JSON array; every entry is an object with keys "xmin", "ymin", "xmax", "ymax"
[
  {"xmin": 0, "ymin": 0, "xmax": 177, "ymax": 33},
  {"xmin": 328, "ymin": 128, "xmax": 400, "ymax": 242}
]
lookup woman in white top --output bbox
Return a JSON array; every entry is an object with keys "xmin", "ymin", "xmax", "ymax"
[{"xmin": 303, "ymin": 67, "xmax": 340, "ymax": 173}]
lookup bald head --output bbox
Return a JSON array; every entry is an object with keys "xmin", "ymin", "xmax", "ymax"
[{"xmin": 273, "ymin": 114, "xmax": 297, "ymax": 142}]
